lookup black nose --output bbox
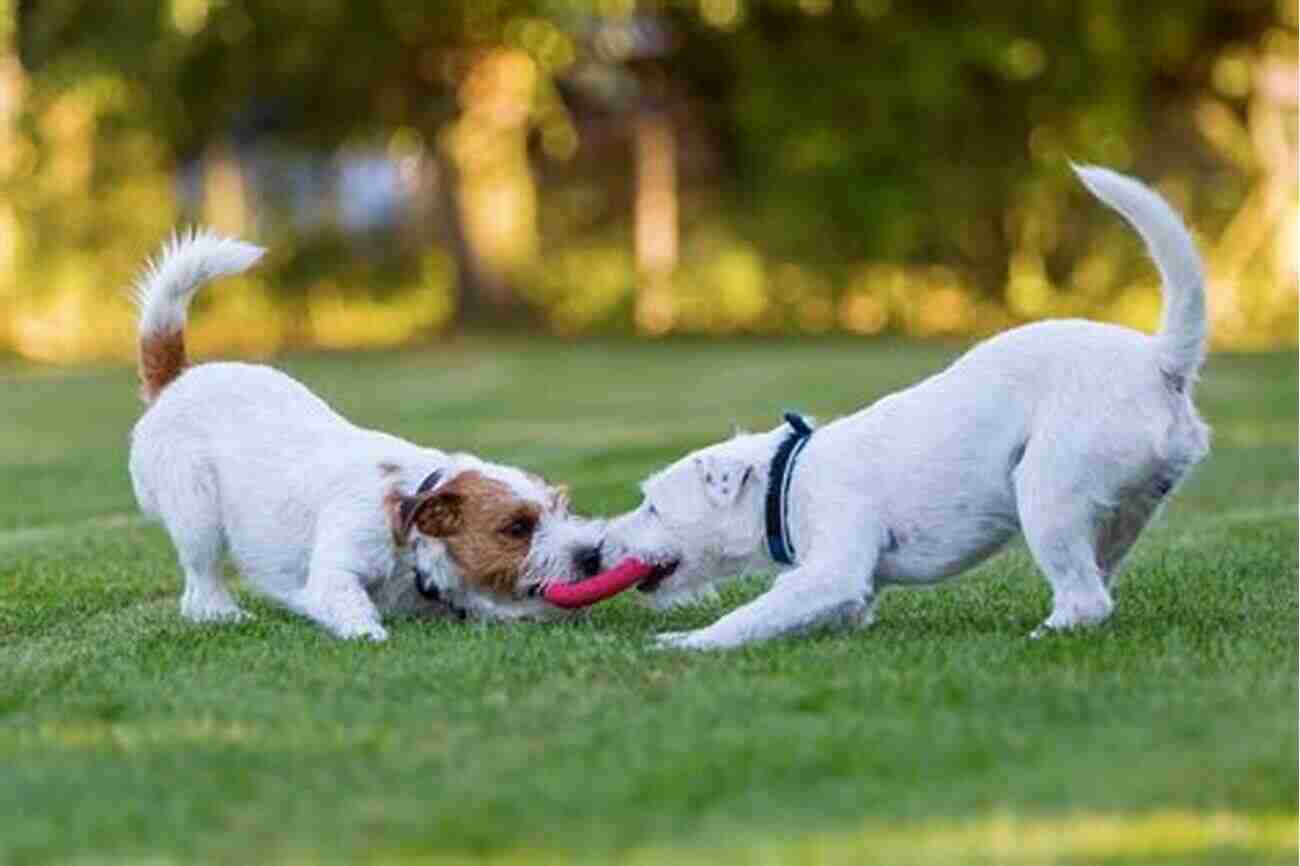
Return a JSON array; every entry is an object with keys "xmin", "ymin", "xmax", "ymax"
[{"xmin": 574, "ymin": 545, "xmax": 603, "ymax": 578}]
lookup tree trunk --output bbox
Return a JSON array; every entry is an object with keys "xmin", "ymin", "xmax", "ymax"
[
  {"xmin": 436, "ymin": 48, "xmax": 542, "ymax": 331},
  {"xmin": 633, "ymin": 112, "xmax": 679, "ymax": 334},
  {"xmin": 434, "ymin": 150, "xmax": 500, "ymax": 327}
]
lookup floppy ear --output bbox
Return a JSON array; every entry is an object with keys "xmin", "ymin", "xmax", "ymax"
[
  {"xmin": 400, "ymin": 491, "xmax": 464, "ymax": 540},
  {"xmin": 693, "ymin": 454, "xmax": 754, "ymax": 509}
]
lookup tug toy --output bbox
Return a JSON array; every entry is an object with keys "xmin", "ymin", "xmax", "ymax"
[{"xmin": 542, "ymin": 558, "xmax": 654, "ymax": 609}]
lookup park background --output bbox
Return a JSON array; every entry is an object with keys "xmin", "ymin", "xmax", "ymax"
[
  {"xmin": 0, "ymin": 0, "xmax": 1294, "ymax": 359},
  {"xmin": 1, "ymin": 3, "xmax": 1297, "ymax": 865}
]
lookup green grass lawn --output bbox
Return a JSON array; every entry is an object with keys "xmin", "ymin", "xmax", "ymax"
[{"xmin": 1, "ymin": 339, "xmax": 1295, "ymax": 866}]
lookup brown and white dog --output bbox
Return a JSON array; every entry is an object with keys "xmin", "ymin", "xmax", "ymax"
[{"xmin": 128, "ymin": 230, "xmax": 605, "ymax": 640}]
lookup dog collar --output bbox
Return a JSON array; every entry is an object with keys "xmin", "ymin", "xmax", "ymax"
[
  {"xmin": 411, "ymin": 469, "xmax": 444, "ymax": 602},
  {"xmin": 408, "ymin": 469, "xmax": 468, "ymax": 619},
  {"xmin": 765, "ymin": 412, "xmax": 814, "ymax": 565},
  {"xmin": 415, "ymin": 468, "xmax": 444, "ymax": 495}
]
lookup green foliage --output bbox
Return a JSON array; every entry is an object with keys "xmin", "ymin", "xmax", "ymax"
[
  {"xmin": 724, "ymin": 2, "xmax": 1211, "ymax": 275},
  {"xmin": 1, "ymin": 342, "xmax": 1296, "ymax": 864},
  {"xmin": 0, "ymin": 0, "xmax": 1293, "ymax": 355}
]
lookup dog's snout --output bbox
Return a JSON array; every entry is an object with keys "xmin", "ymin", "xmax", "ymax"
[{"xmin": 573, "ymin": 544, "xmax": 603, "ymax": 578}]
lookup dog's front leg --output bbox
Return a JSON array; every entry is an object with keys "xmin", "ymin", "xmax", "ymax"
[
  {"xmin": 292, "ymin": 512, "xmax": 389, "ymax": 642},
  {"xmin": 656, "ymin": 551, "xmax": 878, "ymax": 651},
  {"xmin": 295, "ymin": 565, "xmax": 388, "ymax": 641}
]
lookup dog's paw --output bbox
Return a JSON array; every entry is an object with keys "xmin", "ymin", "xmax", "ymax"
[
  {"xmin": 182, "ymin": 604, "xmax": 253, "ymax": 625},
  {"xmin": 653, "ymin": 630, "xmax": 691, "ymax": 650},
  {"xmin": 1028, "ymin": 621, "xmax": 1089, "ymax": 639},
  {"xmin": 336, "ymin": 621, "xmax": 389, "ymax": 642},
  {"xmin": 653, "ymin": 629, "xmax": 725, "ymax": 651},
  {"xmin": 1031, "ymin": 603, "xmax": 1114, "ymax": 639}
]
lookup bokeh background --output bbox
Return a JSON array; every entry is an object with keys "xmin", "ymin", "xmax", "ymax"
[{"xmin": 0, "ymin": 0, "xmax": 1294, "ymax": 361}]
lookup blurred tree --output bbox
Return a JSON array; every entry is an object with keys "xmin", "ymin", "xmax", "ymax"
[
  {"xmin": 0, "ymin": 0, "xmax": 22, "ymax": 352},
  {"xmin": 0, "ymin": 0, "xmax": 1293, "ymax": 355}
]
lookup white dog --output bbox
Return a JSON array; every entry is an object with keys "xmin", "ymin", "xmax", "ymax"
[
  {"xmin": 603, "ymin": 166, "xmax": 1211, "ymax": 650},
  {"xmin": 128, "ymin": 231, "xmax": 605, "ymax": 640}
]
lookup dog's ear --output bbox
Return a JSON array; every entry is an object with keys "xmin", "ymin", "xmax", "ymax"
[
  {"xmin": 694, "ymin": 454, "xmax": 754, "ymax": 509},
  {"xmin": 401, "ymin": 491, "xmax": 464, "ymax": 540}
]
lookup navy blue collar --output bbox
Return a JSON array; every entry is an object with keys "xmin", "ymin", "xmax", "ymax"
[
  {"xmin": 765, "ymin": 412, "xmax": 814, "ymax": 565},
  {"xmin": 410, "ymin": 469, "xmax": 445, "ymax": 602},
  {"xmin": 409, "ymin": 468, "xmax": 467, "ymax": 621}
]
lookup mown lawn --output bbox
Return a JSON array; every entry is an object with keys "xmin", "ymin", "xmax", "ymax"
[{"xmin": 1, "ymin": 339, "xmax": 1295, "ymax": 865}]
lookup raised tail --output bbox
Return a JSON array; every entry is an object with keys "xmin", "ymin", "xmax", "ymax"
[
  {"xmin": 1073, "ymin": 164, "xmax": 1207, "ymax": 389},
  {"xmin": 132, "ymin": 229, "xmax": 264, "ymax": 403}
]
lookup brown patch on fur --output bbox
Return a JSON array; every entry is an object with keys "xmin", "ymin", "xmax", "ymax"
[
  {"xmin": 378, "ymin": 461, "xmax": 400, "ymax": 476},
  {"xmin": 407, "ymin": 470, "xmax": 545, "ymax": 596},
  {"xmin": 138, "ymin": 328, "xmax": 187, "ymax": 403},
  {"xmin": 384, "ymin": 487, "xmax": 408, "ymax": 545},
  {"xmin": 411, "ymin": 490, "xmax": 465, "ymax": 537}
]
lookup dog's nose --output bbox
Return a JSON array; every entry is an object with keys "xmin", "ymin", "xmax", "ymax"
[{"xmin": 573, "ymin": 544, "xmax": 603, "ymax": 578}]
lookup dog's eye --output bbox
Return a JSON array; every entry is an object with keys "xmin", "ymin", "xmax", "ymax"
[
  {"xmin": 501, "ymin": 516, "xmax": 536, "ymax": 539},
  {"xmin": 646, "ymin": 503, "xmax": 659, "ymax": 518}
]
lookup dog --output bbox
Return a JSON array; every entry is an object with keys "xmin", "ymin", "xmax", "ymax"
[
  {"xmin": 602, "ymin": 166, "xmax": 1211, "ymax": 650},
  {"xmin": 127, "ymin": 231, "xmax": 605, "ymax": 641}
]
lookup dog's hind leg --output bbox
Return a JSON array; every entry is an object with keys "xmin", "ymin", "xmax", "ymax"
[
  {"xmin": 1093, "ymin": 470, "xmax": 1177, "ymax": 588},
  {"xmin": 148, "ymin": 456, "xmax": 249, "ymax": 624},
  {"xmin": 1014, "ymin": 456, "xmax": 1115, "ymax": 638}
]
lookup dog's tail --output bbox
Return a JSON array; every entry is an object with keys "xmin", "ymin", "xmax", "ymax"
[
  {"xmin": 1073, "ymin": 164, "xmax": 1207, "ymax": 389},
  {"xmin": 132, "ymin": 228, "xmax": 264, "ymax": 403}
]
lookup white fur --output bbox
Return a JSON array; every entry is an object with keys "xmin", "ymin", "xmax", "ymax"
[
  {"xmin": 132, "ymin": 228, "xmax": 265, "ymax": 338},
  {"xmin": 128, "ymin": 232, "xmax": 602, "ymax": 641},
  {"xmin": 1073, "ymin": 165, "xmax": 1206, "ymax": 384},
  {"xmin": 604, "ymin": 166, "xmax": 1211, "ymax": 649}
]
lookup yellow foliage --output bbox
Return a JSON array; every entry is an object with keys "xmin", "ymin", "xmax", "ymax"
[
  {"xmin": 309, "ymin": 284, "xmax": 453, "ymax": 351},
  {"xmin": 525, "ymin": 244, "xmax": 635, "ymax": 334},
  {"xmin": 0, "ymin": 13, "xmax": 1292, "ymax": 360}
]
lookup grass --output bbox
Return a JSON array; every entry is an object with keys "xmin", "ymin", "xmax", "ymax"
[{"xmin": 1, "ymin": 338, "xmax": 1295, "ymax": 866}]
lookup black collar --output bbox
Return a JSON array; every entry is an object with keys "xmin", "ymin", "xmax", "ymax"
[
  {"xmin": 405, "ymin": 469, "xmax": 467, "ymax": 619},
  {"xmin": 765, "ymin": 412, "xmax": 814, "ymax": 565},
  {"xmin": 410, "ymin": 469, "xmax": 445, "ymax": 603}
]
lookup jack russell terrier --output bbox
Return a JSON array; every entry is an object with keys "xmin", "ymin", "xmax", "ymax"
[
  {"xmin": 128, "ymin": 232, "xmax": 605, "ymax": 640},
  {"xmin": 602, "ymin": 166, "xmax": 1211, "ymax": 650}
]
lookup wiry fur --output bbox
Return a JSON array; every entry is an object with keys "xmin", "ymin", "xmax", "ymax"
[
  {"xmin": 132, "ymin": 228, "xmax": 265, "ymax": 401},
  {"xmin": 603, "ymin": 166, "xmax": 1212, "ymax": 650},
  {"xmin": 128, "ymin": 231, "xmax": 603, "ymax": 640}
]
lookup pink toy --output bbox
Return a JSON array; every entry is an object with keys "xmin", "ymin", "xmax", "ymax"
[{"xmin": 542, "ymin": 558, "xmax": 654, "ymax": 609}]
